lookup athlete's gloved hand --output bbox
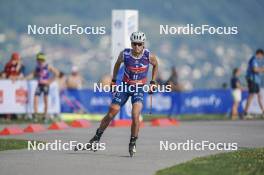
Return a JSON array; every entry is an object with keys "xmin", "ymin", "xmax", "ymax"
[
  {"xmin": 111, "ymin": 79, "xmax": 117, "ymax": 93},
  {"xmin": 148, "ymin": 80, "xmax": 157, "ymax": 94}
]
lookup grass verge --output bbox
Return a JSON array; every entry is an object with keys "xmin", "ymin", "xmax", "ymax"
[
  {"xmin": 0, "ymin": 139, "xmax": 35, "ymax": 151},
  {"xmin": 156, "ymin": 148, "xmax": 264, "ymax": 175}
]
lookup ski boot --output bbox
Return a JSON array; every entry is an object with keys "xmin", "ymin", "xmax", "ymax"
[
  {"xmin": 129, "ymin": 136, "xmax": 137, "ymax": 157},
  {"xmin": 74, "ymin": 129, "xmax": 103, "ymax": 152}
]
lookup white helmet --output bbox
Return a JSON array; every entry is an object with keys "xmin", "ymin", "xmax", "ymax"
[{"xmin": 130, "ymin": 31, "xmax": 146, "ymax": 43}]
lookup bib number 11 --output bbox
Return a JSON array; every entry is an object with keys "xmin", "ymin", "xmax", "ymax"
[{"xmin": 133, "ymin": 74, "xmax": 138, "ymax": 80}]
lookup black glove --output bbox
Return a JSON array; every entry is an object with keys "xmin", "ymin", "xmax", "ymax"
[
  {"xmin": 111, "ymin": 79, "xmax": 117, "ymax": 93},
  {"xmin": 149, "ymin": 80, "xmax": 156, "ymax": 94}
]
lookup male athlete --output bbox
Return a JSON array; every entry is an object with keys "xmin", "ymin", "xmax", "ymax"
[
  {"xmin": 244, "ymin": 49, "xmax": 264, "ymax": 118},
  {"xmin": 26, "ymin": 53, "xmax": 59, "ymax": 121},
  {"xmin": 76, "ymin": 32, "xmax": 158, "ymax": 157}
]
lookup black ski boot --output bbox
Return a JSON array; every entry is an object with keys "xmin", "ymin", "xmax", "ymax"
[
  {"xmin": 74, "ymin": 129, "xmax": 103, "ymax": 152},
  {"xmin": 129, "ymin": 136, "xmax": 137, "ymax": 157}
]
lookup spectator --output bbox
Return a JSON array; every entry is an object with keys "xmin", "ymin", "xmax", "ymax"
[
  {"xmin": 230, "ymin": 68, "xmax": 242, "ymax": 120},
  {"xmin": 3, "ymin": 52, "xmax": 24, "ymax": 80},
  {"xmin": 66, "ymin": 66, "xmax": 84, "ymax": 89},
  {"xmin": 26, "ymin": 52, "xmax": 59, "ymax": 122},
  {"xmin": 166, "ymin": 66, "xmax": 183, "ymax": 91},
  {"xmin": 244, "ymin": 49, "xmax": 264, "ymax": 119},
  {"xmin": 57, "ymin": 71, "xmax": 67, "ymax": 90}
]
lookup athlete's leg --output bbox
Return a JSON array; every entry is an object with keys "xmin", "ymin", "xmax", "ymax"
[
  {"xmin": 231, "ymin": 101, "xmax": 239, "ymax": 120},
  {"xmin": 90, "ymin": 91, "xmax": 129, "ymax": 141},
  {"xmin": 245, "ymin": 80, "xmax": 258, "ymax": 115},
  {"xmin": 131, "ymin": 102, "xmax": 143, "ymax": 138},
  {"xmin": 34, "ymin": 95, "xmax": 39, "ymax": 114},
  {"xmin": 43, "ymin": 85, "xmax": 49, "ymax": 117},
  {"xmin": 74, "ymin": 92, "xmax": 129, "ymax": 151},
  {"xmin": 257, "ymin": 92, "xmax": 264, "ymax": 112},
  {"xmin": 95, "ymin": 90, "xmax": 129, "ymax": 136},
  {"xmin": 98, "ymin": 104, "xmax": 120, "ymax": 131},
  {"xmin": 128, "ymin": 102, "xmax": 143, "ymax": 156},
  {"xmin": 129, "ymin": 89, "xmax": 144, "ymax": 156},
  {"xmin": 244, "ymin": 93, "xmax": 254, "ymax": 114},
  {"xmin": 75, "ymin": 104, "xmax": 120, "ymax": 151},
  {"xmin": 86, "ymin": 104, "xmax": 121, "ymax": 147},
  {"xmin": 34, "ymin": 85, "xmax": 42, "ymax": 114},
  {"xmin": 44, "ymin": 95, "xmax": 48, "ymax": 115}
]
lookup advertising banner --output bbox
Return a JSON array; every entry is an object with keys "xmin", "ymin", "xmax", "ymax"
[{"xmin": 0, "ymin": 80, "xmax": 60, "ymax": 114}]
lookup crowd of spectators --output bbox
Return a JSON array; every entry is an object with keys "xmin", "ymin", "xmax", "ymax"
[{"xmin": 0, "ymin": 52, "xmax": 84, "ymax": 90}]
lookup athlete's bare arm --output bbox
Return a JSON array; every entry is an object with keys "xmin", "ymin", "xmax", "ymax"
[
  {"xmin": 112, "ymin": 51, "xmax": 124, "ymax": 80},
  {"xmin": 16, "ymin": 60, "xmax": 22, "ymax": 73},
  {"xmin": 253, "ymin": 67, "xmax": 264, "ymax": 73},
  {"xmin": 48, "ymin": 65, "xmax": 60, "ymax": 83},
  {"xmin": 48, "ymin": 65, "xmax": 60, "ymax": 77},
  {"xmin": 149, "ymin": 54, "xmax": 158, "ymax": 82}
]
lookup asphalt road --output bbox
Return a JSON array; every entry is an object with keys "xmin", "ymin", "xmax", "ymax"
[{"xmin": 0, "ymin": 120, "xmax": 264, "ymax": 175}]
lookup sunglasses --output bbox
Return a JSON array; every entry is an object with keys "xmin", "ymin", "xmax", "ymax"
[
  {"xmin": 37, "ymin": 59, "xmax": 45, "ymax": 62},
  {"xmin": 132, "ymin": 42, "xmax": 143, "ymax": 47}
]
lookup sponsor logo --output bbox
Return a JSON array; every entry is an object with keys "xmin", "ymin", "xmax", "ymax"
[
  {"xmin": 149, "ymin": 93, "xmax": 172, "ymax": 111},
  {"xmin": 185, "ymin": 95, "xmax": 221, "ymax": 108},
  {"xmin": 15, "ymin": 87, "xmax": 28, "ymax": 104}
]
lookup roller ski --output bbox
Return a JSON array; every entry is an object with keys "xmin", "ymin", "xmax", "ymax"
[
  {"xmin": 74, "ymin": 129, "xmax": 102, "ymax": 152},
  {"xmin": 129, "ymin": 136, "xmax": 137, "ymax": 157}
]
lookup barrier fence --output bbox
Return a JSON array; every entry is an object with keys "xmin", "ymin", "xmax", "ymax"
[
  {"xmin": 1, "ymin": 80, "xmax": 264, "ymax": 118},
  {"xmin": 0, "ymin": 80, "xmax": 60, "ymax": 114},
  {"xmin": 61, "ymin": 89, "xmax": 250, "ymax": 119}
]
